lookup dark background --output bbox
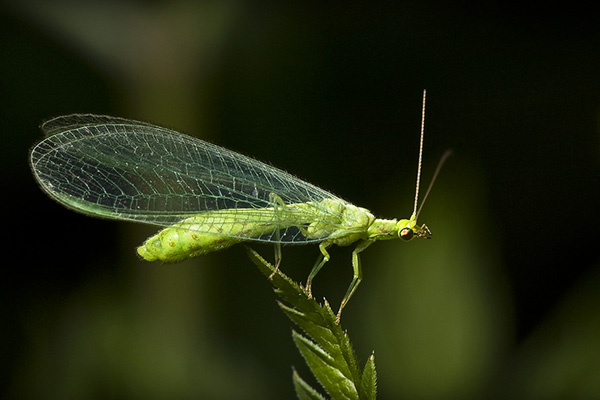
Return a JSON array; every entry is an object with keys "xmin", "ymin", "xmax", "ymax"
[{"xmin": 2, "ymin": 1, "xmax": 599, "ymax": 399}]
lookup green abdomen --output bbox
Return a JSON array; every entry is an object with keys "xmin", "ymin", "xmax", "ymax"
[{"xmin": 137, "ymin": 208, "xmax": 289, "ymax": 262}]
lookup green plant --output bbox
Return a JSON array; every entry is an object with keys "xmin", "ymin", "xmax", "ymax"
[{"xmin": 246, "ymin": 247, "xmax": 377, "ymax": 400}]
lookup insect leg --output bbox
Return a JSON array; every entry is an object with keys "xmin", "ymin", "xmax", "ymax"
[
  {"xmin": 269, "ymin": 241, "xmax": 282, "ymax": 280},
  {"xmin": 305, "ymin": 241, "xmax": 332, "ymax": 299},
  {"xmin": 268, "ymin": 193, "xmax": 287, "ymax": 279},
  {"xmin": 336, "ymin": 240, "xmax": 374, "ymax": 323}
]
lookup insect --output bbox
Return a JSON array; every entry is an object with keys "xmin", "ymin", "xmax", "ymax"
[{"xmin": 30, "ymin": 92, "xmax": 439, "ymax": 322}]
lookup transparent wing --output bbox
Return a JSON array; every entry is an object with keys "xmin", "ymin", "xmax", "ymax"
[{"xmin": 30, "ymin": 114, "xmax": 353, "ymax": 243}]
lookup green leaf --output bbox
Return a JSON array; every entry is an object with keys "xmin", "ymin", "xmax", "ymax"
[
  {"xmin": 292, "ymin": 331, "xmax": 358, "ymax": 400},
  {"xmin": 245, "ymin": 246, "xmax": 377, "ymax": 400},
  {"xmin": 293, "ymin": 369, "xmax": 328, "ymax": 400},
  {"xmin": 359, "ymin": 354, "xmax": 377, "ymax": 400}
]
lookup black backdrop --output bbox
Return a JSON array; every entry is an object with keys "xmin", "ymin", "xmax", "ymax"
[{"xmin": 2, "ymin": 2, "xmax": 599, "ymax": 399}]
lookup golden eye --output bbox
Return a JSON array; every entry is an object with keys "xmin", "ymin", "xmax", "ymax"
[{"xmin": 400, "ymin": 228, "xmax": 414, "ymax": 241}]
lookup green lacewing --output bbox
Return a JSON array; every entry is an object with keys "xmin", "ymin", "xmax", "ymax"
[{"xmin": 30, "ymin": 92, "xmax": 438, "ymax": 321}]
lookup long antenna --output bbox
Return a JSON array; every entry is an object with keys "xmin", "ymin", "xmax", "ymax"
[
  {"xmin": 416, "ymin": 148, "xmax": 452, "ymax": 218},
  {"xmin": 413, "ymin": 89, "xmax": 427, "ymax": 217}
]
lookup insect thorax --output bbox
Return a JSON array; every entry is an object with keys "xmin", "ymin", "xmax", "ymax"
[
  {"xmin": 366, "ymin": 218, "xmax": 403, "ymax": 241},
  {"xmin": 305, "ymin": 199, "xmax": 375, "ymax": 247}
]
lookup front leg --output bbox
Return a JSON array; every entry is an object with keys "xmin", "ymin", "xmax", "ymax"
[{"xmin": 336, "ymin": 239, "xmax": 374, "ymax": 323}]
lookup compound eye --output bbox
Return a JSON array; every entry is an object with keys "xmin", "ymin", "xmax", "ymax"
[{"xmin": 400, "ymin": 227, "xmax": 414, "ymax": 241}]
